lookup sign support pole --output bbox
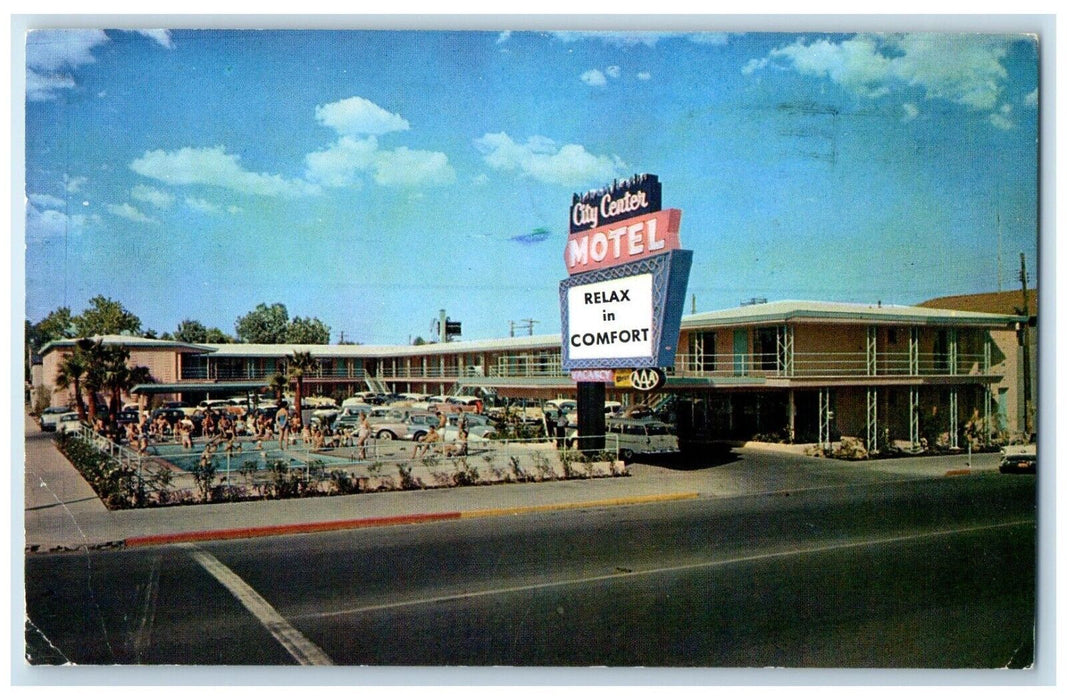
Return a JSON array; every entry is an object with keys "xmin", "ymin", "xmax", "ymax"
[{"xmin": 576, "ymin": 381, "xmax": 606, "ymax": 453}]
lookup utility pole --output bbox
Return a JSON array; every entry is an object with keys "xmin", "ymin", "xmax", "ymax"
[
  {"xmin": 1017, "ymin": 253, "xmax": 1033, "ymax": 437},
  {"xmin": 996, "ymin": 210, "xmax": 1003, "ymax": 292},
  {"xmin": 508, "ymin": 319, "xmax": 538, "ymax": 336}
]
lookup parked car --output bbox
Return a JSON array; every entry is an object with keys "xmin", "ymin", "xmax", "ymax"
[
  {"xmin": 603, "ymin": 417, "xmax": 679, "ymax": 461},
  {"xmin": 339, "ymin": 402, "xmax": 374, "ymax": 420},
  {"xmin": 311, "ymin": 402, "xmax": 340, "ymax": 420},
  {"xmin": 55, "ymin": 412, "xmax": 82, "ymax": 434},
  {"xmin": 545, "ymin": 399, "xmax": 577, "ymax": 415},
  {"xmin": 151, "ymin": 407, "xmax": 190, "ymax": 427},
  {"xmin": 198, "ymin": 398, "xmax": 236, "ymax": 410},
  {"xmin": 999, "ymin": 442, "xmax": 1036, "ymax": 474},
  {"xmin": 442, "ymin": 412, "xmax": 498, "ymax": 442},
  {"xmin": 444, "ymin": 395, "xmax": 484, "ymax": 413},
  {"xmin": 39, "ymin": 405, "xmax": 74, "ymax": 431},
  {"xmin": 489, "ymin": 398, "xmax": 545, "ymax": 425},
  {"xmin": 334, "ymin": 413, "xmax": 366, "ymax": 433},
  {"xmin": 403, "ymin": 411, "xmax": 445, "ymax": 442},
  {"xmin": 116, "ymin": 408, "xmax": 142, "ymax": 428},
  {"xmin": 366, "ymin": 407, "xmax": 413, "ymax": 441}
]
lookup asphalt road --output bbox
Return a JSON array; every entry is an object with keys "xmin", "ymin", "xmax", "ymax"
[{"xmin": 25, "ymin": 471, "xmax": 1036, "ymax": 668}]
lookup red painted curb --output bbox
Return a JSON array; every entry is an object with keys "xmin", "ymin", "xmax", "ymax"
[
  {"xmin": 124, "ymin": 511, "xmax": 463, "ymax": 547},
  {"xmin": 944, "ymin": 469, "xmax": 973, "ymax": 477}
]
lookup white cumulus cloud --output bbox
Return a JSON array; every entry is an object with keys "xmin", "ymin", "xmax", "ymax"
[
  {"xmin": 26, "ymin": 29, "xmax": 172, "ymax": 101},
  {"xmin": 372, "ymin": 147, "xmax": 456, "ymax": 187},
  {"xmin": 580, "ymin": 69, "xmax": 607, "ymax": 87},
  {"xmin": 26, "ymin": 202, "xmax": 95, "ymax": 241},
  {"xmin": 185, "ymin": 197, "xmax": 221, "ymax": 214},
  {"xmin": 473, "ymin": 132, "xmax": 625, "ymax": 187},
  {"xmin": 989, "ymin": 103, "xmax": 1014, "ymax": 130},
  {"xmin": 743, "ymin": 33, "xmax": 1019, "ymax": 122},
  {"xmin": 315, "ymin": 96, "xmax": 410, "ymax": 137},
  {"xmin": 132, "ymin": 30, "xmax": 174, "ymax": 49},
  {"xmin": 64, "ymin": 174, "xmax": 87, "ymax": 193},
  {"xmin": 107, "ymin": 202, "xmax": 158, "ymax": 224},
  {"xmin": 305, "ymin": 136, "xmax": 379, "ymax": 187},
  {"xmin": 28, "ymin": 192, "xmax": 65, "ymax": 209},
  {"xmin": 305, "ymin": 135, "xmax": 454, "ymax": 189},
  {"xmin": 26, "ymin": 29, "xmax": 108, "ymax": 71},
  {"xmin": 131, "ymin": 184, "xmax": 175, "ymax": 209},
  {"xmin": 130, "ymin": 146, "xmax": 320, "ymax": 198},
  {"xmin": 26, "ymin": 71, "xmax": 76, "ymax": 101}
]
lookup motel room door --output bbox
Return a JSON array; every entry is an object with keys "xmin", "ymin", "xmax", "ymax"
[{"xmin": 733, "ymin": 329, "xmax": 748, "ymax": 376}]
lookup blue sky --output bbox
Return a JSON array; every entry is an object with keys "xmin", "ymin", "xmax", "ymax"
[{"xmin": 23, "ymin": 28, "xmax": 1040, "ymax": 344}]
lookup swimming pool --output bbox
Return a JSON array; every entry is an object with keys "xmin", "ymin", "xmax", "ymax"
[{"xmin": 148, "ymin": 442, "xmax": 351, "ymax": 473}]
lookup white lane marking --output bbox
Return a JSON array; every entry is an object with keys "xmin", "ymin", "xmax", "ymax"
[
  {"xmin": 296, "ymin": 518, "xmax": 1035, "ymax": 621},
  {"xmin": 180, "ymin": 543, "xmax": 333, "ymax": 666}
]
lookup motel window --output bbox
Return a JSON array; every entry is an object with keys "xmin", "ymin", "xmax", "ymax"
[
  {"xmin": 754, "ymin": 327, "xmax": 780, "ymax": 371},
  {"xmin": 934, "ymin": 330, "xmax": 950, "ymax": 372}
]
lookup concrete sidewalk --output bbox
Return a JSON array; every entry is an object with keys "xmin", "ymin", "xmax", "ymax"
[
  {"xmin": 22, "ymin": 413, "xmax": 1003, "ymax": 553},
  {"xmin": 22, "ymin": 422, "xmax": 704, "ymax": 551}
]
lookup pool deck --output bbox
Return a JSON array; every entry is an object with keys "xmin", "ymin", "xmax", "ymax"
[{"xmin": 22, "ymin": 410, "xmax": 1003, "ymax": 553}]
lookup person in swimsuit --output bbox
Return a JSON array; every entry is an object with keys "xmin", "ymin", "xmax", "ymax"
[{"xmin": 275, "ymin": 401, "xmax": 289, "ymax": 451}]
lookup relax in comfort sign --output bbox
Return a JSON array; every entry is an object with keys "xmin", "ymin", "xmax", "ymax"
[
  {"xmin": 559, "ymin": 173, "xmax": 692, "ymax": 372},
  {"xmin": 566, "ymin": 274, "xmax": 654, "ymax": 360}
]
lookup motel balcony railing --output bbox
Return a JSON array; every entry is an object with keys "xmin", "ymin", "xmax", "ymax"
[
  {"xmin": 376, "ymin": 360, "xmax": 565, "ymax": 380},
  {"xmin": 180, "ymin": 367, "xmax": 369, "ymax": 381},
  {"xmin": 178, "ymin": 350, "xmax": 994, "ymax": 384},
  {"xmin": 670, "ymin": 351, "xmax": 993, "ymax": 379}
]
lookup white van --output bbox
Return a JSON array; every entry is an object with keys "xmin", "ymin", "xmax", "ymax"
[{"xmin": 604, "ymin": 418, "xmax": 679, "ymax": 461}]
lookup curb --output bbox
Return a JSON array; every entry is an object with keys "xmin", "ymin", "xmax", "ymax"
[{"xmin": 122, "ymin": 492, "xmax": 701, "ymax": 548}]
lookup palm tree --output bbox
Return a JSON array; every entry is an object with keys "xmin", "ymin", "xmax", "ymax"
[
  {"xmin": 54, "ymin": 350, "xmax": 90, "ymax": 422},
  {"xmin": 100, "ymin": 350, "xmax": 154, "ymax": 422},
  {"xmin": 286, "ymin": 350, "xmax": 318, "ymax": 419},
  {"xmin": 76, "ymin": 339, "xmax": 154, "ymax": 426},
  {"xmin": 77, "ymin": 339, "xmax": 106, "ymax": 427},
  {"xmin": 267, "ymin": 372, "xmax": 288, "ymax": 402}
]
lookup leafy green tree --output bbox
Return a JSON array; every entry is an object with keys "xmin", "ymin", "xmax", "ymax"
[
  {"xmin": 235, "ymin": 303, "xmax": 290, "ymax": 344},
  {"xmin": 173, "ymin": 319, "xmax": 208, "ymax": 343},
  {"xmin": 73, "ymin": 296, "xmax": 143, "ymax": 337},
  {"xmin": 203, "ymin": 327, "xmax": 234, "ymax": 343},
  {"xmin": 285, "ymin": 351, "xmax": 318, "ymax": 418},
  {"xmin": 30, "ymin": 307, "xmax": 76, "ymax": 348},
  {"xmin": 287, "ymin": 316, "xmax": 331, "ymax": 344},
  {"xmin": 174, "ymin": 318, "xmax": 234, "ymax": 344}
]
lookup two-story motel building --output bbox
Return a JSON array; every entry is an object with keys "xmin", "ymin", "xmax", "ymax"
[{"xmin": 36, "ymin": 297, "xmax": 1030, "ymax": 452}]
